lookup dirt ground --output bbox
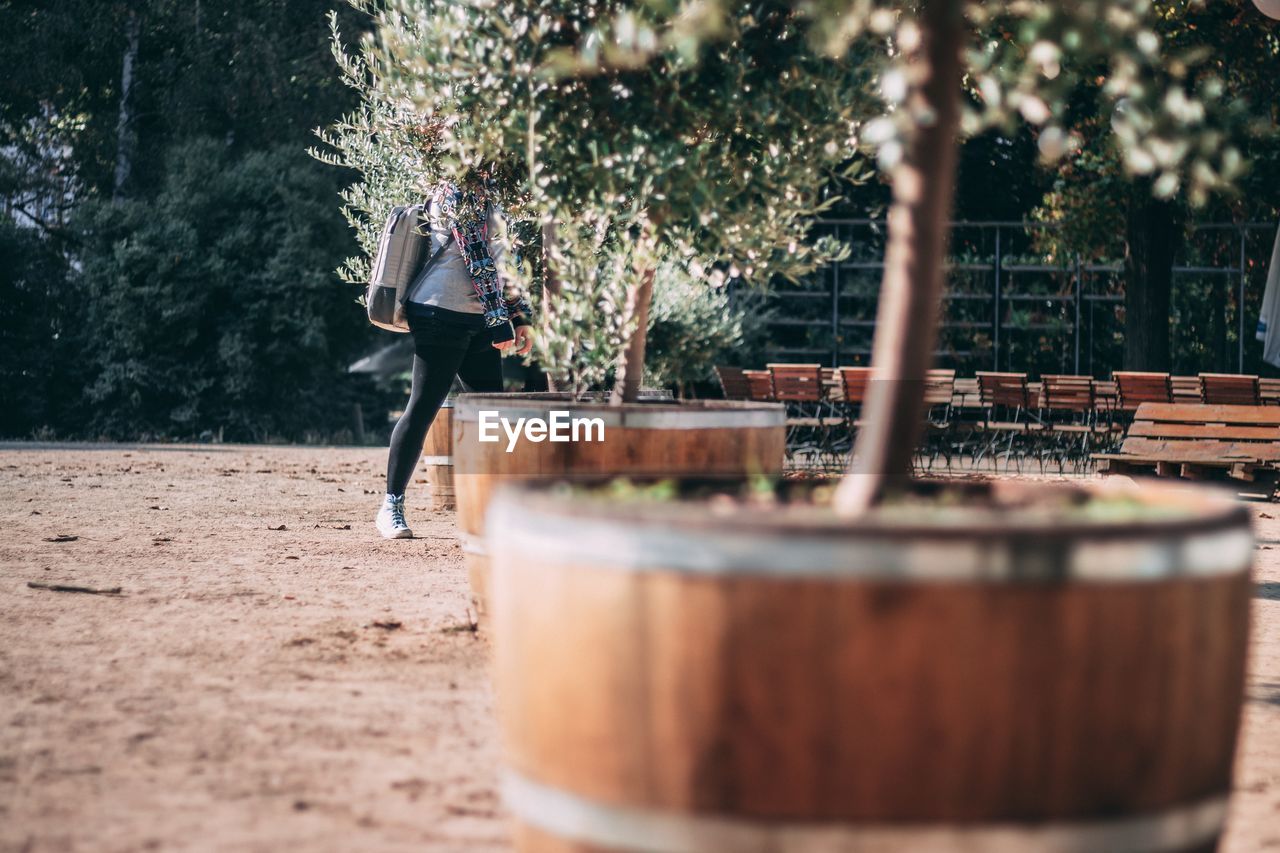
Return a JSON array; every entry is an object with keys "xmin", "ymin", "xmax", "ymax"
[{"xmin": 1, "ymin": 444, "xmax": 1277, "ymax": 852}]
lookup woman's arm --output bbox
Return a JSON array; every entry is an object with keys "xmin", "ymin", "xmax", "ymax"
[{"xmin": 488, "ymin": 204, "xmax": 534, "ymax": 325}]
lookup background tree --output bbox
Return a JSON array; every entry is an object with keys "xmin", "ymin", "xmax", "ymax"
[
  {"xmin": 1034, "ymin": 3, "xmax": 1280, "ymax": 371},
  {"xmin": 0, "ymin": 0, "xmax": 388, "ymax": 440}
]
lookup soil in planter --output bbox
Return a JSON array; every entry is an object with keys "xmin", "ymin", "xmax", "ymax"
[{"xmin": 560, "ymin": 475, "xmax": 1207, "ymax": 526}]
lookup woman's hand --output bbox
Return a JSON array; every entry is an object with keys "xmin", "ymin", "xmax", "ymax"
[
  {"xmin": 491, "ymin": 324, "xmax": 535, "ymax": 355},
  {"xmin": 513, "ymin": 324, "xmax": 535, "ymax": 356}
]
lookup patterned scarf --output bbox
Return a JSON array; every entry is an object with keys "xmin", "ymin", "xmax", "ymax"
[{"xmin": 433, "ymin": 182, "xmax": 530, "ymax": 331}]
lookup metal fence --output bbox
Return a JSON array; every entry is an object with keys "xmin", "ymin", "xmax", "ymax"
[{"xmin": 762, "ymin": 219, "xmax": 1278, "ymax": 378}]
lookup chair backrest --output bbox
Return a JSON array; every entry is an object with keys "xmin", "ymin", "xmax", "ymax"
[
  {"xmin": 1114, "ymin": 371, "xmax": 1173, "ymax": 409},
  {"xmin": 1093, "ymin": 379, "xmax": 1119, "ymax": 412},
  {"xmin": 1042, "ymin": 375, "xmax": 1095, "ymax": 412},
  {"xmin": 743, "ymin": 369, "xmax": 775, "ymax": 401},
  {"xmin": 1200, "ymin": 373, "xmax": 1260, "ymax": 406},
  {"xmin": 976, "ymin": 372, "xmax": 1029, "ymax": 408},
  {"xmin": 924, "ymin": 369, "xmax": 956, "ymax": 406},
  {"xmin": 838, "ymin": 367, "xmax": 874, "ymax": 405},
  {"xmin": 1171, "ymin": 375, "xmax": 1203, "ymax": 404},
  {"xmin": 767, "ymin": 363, "xmax": 824, "ymax": 402},
  {"xmin": 1261, "ymin": 377, "xmax": 1280, "ymax": 405},
  {"xmin": 821, "ymin": 368, "xmax": 842, "ymax": 401},
  {"xmin": 952, "ymin": 377, "xmax": 981, "ymax": 409},
  {"xmin": 714, "ymin": 366, "xmax": 751, "ymax": 400}
]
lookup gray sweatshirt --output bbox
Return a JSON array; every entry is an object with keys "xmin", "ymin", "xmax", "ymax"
[{"xmin": 405, "ymin": 197, "xmax": 512, "ymax": 315}]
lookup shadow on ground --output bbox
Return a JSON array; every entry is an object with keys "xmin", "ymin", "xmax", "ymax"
[{"xmin": 1249, "ymin": 682, "xmax": 1280, "ymax": 708}]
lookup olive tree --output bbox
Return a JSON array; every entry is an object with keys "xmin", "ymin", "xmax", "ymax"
[
  {"xmin": 322, "ymin": 0, "xmax": 875, "ymax": 399},
  {"xmin": 558, "ymin": 0, "xmax": 1256, "ymax": 507},
  {"xmin": 835, "ymin": 0, "xmax": 1255, "ymax": 510}
]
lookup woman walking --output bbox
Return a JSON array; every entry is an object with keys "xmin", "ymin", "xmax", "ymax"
[{"xmin": 377, "ymin": 180, "xmax": 534, "ymax": 539}]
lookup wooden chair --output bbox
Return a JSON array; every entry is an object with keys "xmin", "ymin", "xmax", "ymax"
[
  {"xmin": 768, "ymin": 363, "xmax": 825, "ymax": 404},
  {"xmin": 1041, "ymin": 375, "xmax": 1098, "ymax": 471},
  {"xmin": 1113, "ymin": 371, "xmax": 1173, "ymax": 411},
  {"xmin": 919, "ymin": 369, "xmax": 958, "ymax": 470},
  {"xmin": 1260, "ymin": 377, "xmax": 1280, "ymax": 406},
  {"xmin": 768, "ymin": 364, "xmax": 840, "ymax": 464},
  {"xmin": 977, "ymin": 371, "xmax": 1032, "ymax": 410},
  {"xmin": 951, "ymin": 377, "xmax": 981, "ymax": 411},
  {"xmin": 1094, "ymin": 402, "xmax": 1280, "ymax": 485},
  {"xmin": 924, "ymin": 369, "xmax": 957, "ymax": 416},
  {"xmin": 714, "ymin": 366, "xmax": 751, "ymax": 400},
  {"xmin": 1093, "ymin": 379, "xmax": 1119, "ymax": 416},
  {"xmin": 1042, "ymin": 375, "xmax": 1096, "ymax": 417},
  {"xmin": 1200, "ymin": 373, "xmax": 1261, "ymax": 406},
  {"xmin": 838, "ymin": 367, "xmax": 874, "ymax": 406},
  {"xmin": 743, "ymin": 370, "xmax": 775, "ymax": 402},
  {"xmin": 1171, "ymin": 376, "xmax": 1203, "ymax": 404},
  {"xmin": 975, "ymin": 372, "xmax": 1037, "ymax": 470},
  {"xmin": 821, "ymin": 368, "xmax": 842, "ymax": 402}
]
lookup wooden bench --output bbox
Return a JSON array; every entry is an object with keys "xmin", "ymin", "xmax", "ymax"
[{"xmin": 1093, "ymin": 403, "xmax": 1280, "ymax": 482}]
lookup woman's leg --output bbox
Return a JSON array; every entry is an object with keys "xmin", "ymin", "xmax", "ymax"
[
  {"xmin": 455, "ymin": 330, "xmax": 505, "ymax": 393},
  {"xmin": 386, "ymin": 338, "xmax": 468, "ymax": 497}
]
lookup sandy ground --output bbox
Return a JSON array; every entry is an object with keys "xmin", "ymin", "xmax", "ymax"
[{"xmin": 0, "ymin": 444, "xmax": 1277, "ymax": 852}]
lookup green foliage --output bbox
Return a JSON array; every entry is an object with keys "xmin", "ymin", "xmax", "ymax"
[
  {"xmin": 1, "ymin": 0, "xmax": 365, "ymax": 199},
  {"xmin": 559, "ymin": 0, "xmax": 1262, "ymax": 208},
  {"xmin": 1033, "ymin": 4, "xmax": 1280, "ymax": 261},
  {"xmin": 646, "ymin": 262, "xmax": 771, "ymax": 393},
  {"xmin": 74, "ymin": 140, "xmax": 381, "ymax": 440},
  {"xmin": 0, "ymin": 1, "xmax": 383, "ymax": 440},
  {"xmin": 0, "ymin": 220, "xmax": 81, "ymax": 437},
  {"xmin": 321, "ymin": 0, "xmax": 873, "ymax": 391}
]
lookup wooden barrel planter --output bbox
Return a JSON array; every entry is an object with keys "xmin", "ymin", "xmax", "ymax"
[
  {"xmin": 452, "ymin": 394, "xmax": 786, "ymax": 613},
  {"xmin": 422, "ymin": 399, "xmax": 455, "ymax": 511},
  {"xmin": 486, "ymin": 478, "xmax": 1253, "ymax": 853}
]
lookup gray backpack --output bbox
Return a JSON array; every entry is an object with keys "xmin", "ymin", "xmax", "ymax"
[{"xmin": 366, "ymin": 204, "xmax": 447, "ymax": 333}]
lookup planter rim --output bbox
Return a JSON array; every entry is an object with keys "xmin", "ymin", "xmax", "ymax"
[
  {"xmin": 453, "ymin": 395, "xmax": 785, "ymax": 429},
  {"xmin": 486, "ymin": 478, "xmax": 1253, "ymax": 582}
]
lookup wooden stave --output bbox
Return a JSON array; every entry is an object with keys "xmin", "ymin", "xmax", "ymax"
[
  {"xmin": 452, "ymin": 396, "xmax": 786, "ymax": 611},
  {"xmin": 422, "ymin": 402, "xmax": 455, "ymax": 511},
  {"xmin": 487, "ymin": 481, "xmax": 1251, "ymax": 849}
]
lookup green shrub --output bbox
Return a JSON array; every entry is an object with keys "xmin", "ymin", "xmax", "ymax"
[{"xmin": 74, "ymin": 138, "xmax": 384, "ymax": 441}]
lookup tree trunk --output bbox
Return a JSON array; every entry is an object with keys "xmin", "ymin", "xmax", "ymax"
[
  {"xmin": 540, "ymin": 221, "xmax": 562, "ymax": 392},
  {"xmin": 610, "ymin": 266, "xmax": 656, "ymax": 405},
  {"xmin": 1123, "ymin": 195, "xmax": 1181, "ymax": 372},
  {"xmin": 112, "ymin": 11, "xmax": 141, "ymax": 203},
  {"xmin": 832, "ymin": 0, "xmax": 964, "ymax": 515}
]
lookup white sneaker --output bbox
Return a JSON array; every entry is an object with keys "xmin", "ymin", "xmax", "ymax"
[{"xmin": 376, "ymin": 494, "xmax": 413, "ymax": 539}]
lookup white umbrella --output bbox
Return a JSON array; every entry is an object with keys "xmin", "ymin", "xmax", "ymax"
[{"xmin": 1259, "ymin": 224, "xmax": 1280, "ymax": 367}]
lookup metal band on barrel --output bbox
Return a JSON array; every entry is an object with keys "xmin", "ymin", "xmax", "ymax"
[
  {"xmin": 421, "ymin": 455, "xmax": 453, "ymax": 466},
  {"xmin": 487, "ymin": 501, "xmax": 1252, "ymax": 582},
  {"xmin": 503, "ymin": 771, "xmax": 1227, "ymax": 853},
  {"xmin": 459, "ymin": 531, "xmax": 487, "ymax": 557}
]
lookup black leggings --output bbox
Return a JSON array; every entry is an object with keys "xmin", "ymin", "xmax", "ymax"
[{"xmin": 386, "ymin": 308, "xmax": 502, "ymax": 496}]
